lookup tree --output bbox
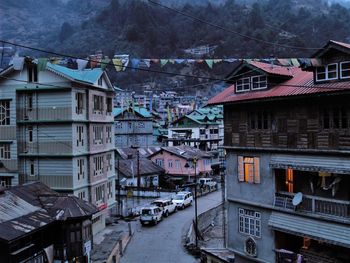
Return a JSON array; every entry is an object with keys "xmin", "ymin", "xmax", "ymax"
[{"xmin": 59, "ymin": 22, "xmax": 74, "ymax": 42}]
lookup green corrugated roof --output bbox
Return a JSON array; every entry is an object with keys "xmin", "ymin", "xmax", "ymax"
[
  {"xmin": 113, "ymin": 106, "xmax": 152, "ymax": 118},
  {"xmin": 47, "ymin": 62, "xmax": 104, "ymax": 85}
]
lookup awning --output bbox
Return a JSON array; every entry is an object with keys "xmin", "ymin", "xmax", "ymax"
[
  {"xmin": 268, "ymin": 212, "xmax": 350, "ymax": 248},
  {"xmin": 269, "ymin": 155, "xmax": 350, "ymax": 174}
]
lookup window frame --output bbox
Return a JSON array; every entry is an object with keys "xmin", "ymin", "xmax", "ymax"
[
  {"xmin": 238, "ymin": 156, "xmax": 260, "ymax": 184},
  {"xmin": 236, "ymin": 77, "xmax": 251, "ymax": 92},
  {"xmin": 0, "ymin": 100, "xmax": 10, "ymax": 126},
  {"xmin": 238, "ymin": 208, "xmax": 261, "ymax": 238},
  {"xmin": 340, "ymin": 61, "xmax": 350, "ymax": 79},
  {"xmin": 251, "ymin": 75, "xmax": 267, "ymax": 90},
  {"xmin": 316, "ymin": 63, "xmax": 338, "ymax": 81},
  {"xmin": 0, "ymin": 144, "xmax": 11, "ymax": 160}
]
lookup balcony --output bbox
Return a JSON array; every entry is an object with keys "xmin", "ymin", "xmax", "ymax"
[
  {"xmin": 19, "ymin": 141, "xmax": 73, "ymax": 155},
  {"xmin": 17, "ymin": 107, "xmax": 72, "ymax": 122},
  {"xmin": 39, "ymin": 174, "xmax": 73, "ymax": 190},
  {"xmin": 0, "ymin": 126, "xmax": 16, "ymax": 140},
  {"xmin": 274, "ymin": 191, "xmax": 350, "ymax": 219}
]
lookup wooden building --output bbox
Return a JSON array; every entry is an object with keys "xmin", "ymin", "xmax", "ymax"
[
  {"xmin": 0, "ymin": 182, "xmax": 97, "ymax": 263},
  {"xmin": 207, "ymin": 40, "xmax": 350, "ymax": 263}
]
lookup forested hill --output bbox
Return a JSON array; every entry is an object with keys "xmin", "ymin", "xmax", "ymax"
[
  {"xmin": 2, "ymin": 0, "xmax": 350, "ymax": 95},
  {"xmin": 2, "ymin": 0, "xmax": 350, "ymax": 58}
]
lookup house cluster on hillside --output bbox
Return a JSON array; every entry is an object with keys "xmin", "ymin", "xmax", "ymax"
[{"xmin": 203, "ymin": 40, "xmax": 350, "ymax": 263}]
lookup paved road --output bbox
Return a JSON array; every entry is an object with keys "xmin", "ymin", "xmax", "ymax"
[{"xmin": 120, "ymin": 190, "xmax": 222, "ymax": 263}]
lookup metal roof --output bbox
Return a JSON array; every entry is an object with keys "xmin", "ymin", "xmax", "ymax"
[
  {"xmin": 113, "ymin": 106, "xmax": 152, "ymax": 118},
  {"xmin": 117, "ymin": 158, "xmax": 164, "ymax": 178},
  {"xmin": 208, "ymin": 67, "xmax": 350, "ymax": 105},
  {"xmin": 269, "ymin": 212, "xmax": 350, "ymax": 248},
  {"xmin": 269, "ymin": 155, "xmax": 350, "ymax": 174},
  {"xmin": 46, "ymin": 62, "xmax": 104, "ymax": 85},
  {"xmin": 150, "ymin": 146, "xmax": 213, "ymax": 160}
]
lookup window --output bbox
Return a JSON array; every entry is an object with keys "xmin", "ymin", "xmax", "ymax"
[
  {"xmin": 238, "ymin": 156, "xmax": 260, "ymax": 183},
  {"xmin": 27, "ymin": 94, "xmax": 33, "ymax": 111},
  {"xmin": 106, "ymin": 153, "xmax": 112, "ymax": 172},
  {"xmin": 0, "ymin": 144, "xmax": 10, "ymax": 159},
  {"xmin": 75, "ymin": 92, "xmax": 84, "ymax": 114},
  {"xmin": 138, "ymin": 122, "xmax": 145, "ymax": 128},
  {"xmin": 93, "ymin": 126, "xmax": 103, "ymax": 145},
  {"xmin": 106, "ymin": 126, "xmax": 112, "ymax": 143},
  {"xmin": 95, "ymin": 184, "xmax": 105, "ymax": 202},
  {"xmin": 251, "ymin": 75, "xmax": 267, "ymax": 90},
  {"xmin": 168, "ymin": 159, "xmax": 173, "ymax": 168},
  {"xmin": 93, "ymin": 156, "xmax": 104, "ymax": 176},
  {"xmin": 245, "ymin": 237, "xmax": 257, "ymax": 257},
  {"xmin": 30, "ymin": 161, "xmax": 35, "ymax": 176},
  {"xmin": 286, "ymin": 168, "xmax": 293, "ymax": 193},
  {"xmin": 239, "ymin": 208, "xmax": 261, "ymax": 238},
  {"xmin": 316, "ymin": 63, "xmax": 338, "ymax": 81},
  {"xmin": 93, "ymin": 95, "xmax": 103, "ymax": 112},
  {"xmin": 98, "ymin": 77, "xmax": 103, "ymax": 86},
  {"xmin": 0, "ymin": 100, "xmax": 10, "ymax": 125},
  {"xmin": 28, "ymin": 126, "xmax": 33, "ymax": 142},
  {"xmin": 155, "ymin": 158, "xmax": 164, "ymax": 167},
  {"xmin": 77, "ymin": 159, "xmax": 85, "ymax": 180},
  {"xmin": 236, "ymin": 77, "xmax": 250, "ymax": 92},
  {"xmin": 322, "ymin": 107, "xmax": 348, "ymax": 130},
  {"xmin": 340, "ymin": 61, "xmax": 350, "ymax": 79},
  {"xmin": 249, "ymin": 112, "xmax": 271, "ymax": 130},
  {"xmin": 27, "ymin": 65, "xmax": 38, "ymax": 83},
  {"xmin": 78, "ymin": 191, "xmax": 86, "ymax": 200},
  {"xmin": 175, "ymin": 160, "xmax": 181, "ymax": 169},
  {"xmin": 116, "ymin": 122, "xmax": 122, "ymax": 129},
  {"xmin": 106, "ymin": 97, "xmax": 112, "ymax": 113},
  {"xmin": 76, "ymin": 125, "xmax": 84, "ymax": 146},
  {"xmin": 107, "ymin": 181, "xmax": 113, "ymax": 199}
]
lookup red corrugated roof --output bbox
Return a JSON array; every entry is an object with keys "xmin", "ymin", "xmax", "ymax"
[
  {"xmin": 329, "ymin": 40, "xmax": 350, "ymax": 50},
  {"xmin": 208, "ymin": 68, "xmax": 350, "ymax": 105},
  {"xmin": 248, "ymin": 61, "xmax": 295, "ymax": 77}
]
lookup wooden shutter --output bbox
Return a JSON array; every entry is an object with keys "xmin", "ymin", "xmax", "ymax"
[
  {"xmin": 238, "ymin": 156, "xmax": 244, "ymax": 182},
  {"xmin": 253, "ymin": 157, "xmax": 260, "ymax": 184}
]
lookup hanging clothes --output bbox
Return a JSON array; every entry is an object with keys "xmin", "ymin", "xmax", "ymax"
[
  {"xmin": 112, "ymin": 59, "xmax": 123, "ymax": 72},
  {"xmin": 101, "ymin": 57, "xmax": 111, "ymax": 70},
  {"xmin": 37, "ymin": 58, "xmax": 48, "ymax": 71},
  {"xmin": 160, "ymin": 59, "xmax": 168, "ymax": 67},
  {"xmin": 205, "ymin": 59, "xmax": 214, "ymax": 68}
]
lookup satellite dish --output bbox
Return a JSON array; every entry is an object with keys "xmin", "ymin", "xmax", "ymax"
[{"xmin": 292, "ymin": 192, "xmax": 303, "ymax": 206}]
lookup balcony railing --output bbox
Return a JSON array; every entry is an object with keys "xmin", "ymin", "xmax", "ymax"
[
  {"xmin": 0, "ymin": 126, "xmax": 16, "ymax": 140},
  {"xmin": 274, "ymin": 191, "xmax": 350, "ymax": 219},
  {"xmin": 18, "ymin": 141, "xmax": 73, "ymax": 155},
  {"xmin": 39, "ymin": 174, "xmax": 73, "ymax": 189},
  {"xmin": 17, "ymin": 107, "xmax": 72, "ymax": 121}
]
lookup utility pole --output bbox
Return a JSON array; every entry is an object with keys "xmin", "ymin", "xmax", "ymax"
[
  {"xmin": 117, "ymin": 156, "xmax": 121, "ymax": 215},
  {"xmin": 194, "ymin": 157, "xmax": 198, "ymax": 248},
  {"xmin": 137, "ymin": 149, "xmax": 141, "ymax": 197}
]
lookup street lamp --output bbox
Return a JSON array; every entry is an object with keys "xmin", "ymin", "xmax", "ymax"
[{"xmin": 185, "ymin": 157, "xmax": 198, "ymax": 248}]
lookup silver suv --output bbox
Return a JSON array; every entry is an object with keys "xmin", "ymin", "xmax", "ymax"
[
  {"xmin": 151, "ymin": 199, "xmax": 177, "ymax": 217},
  {"xmin": 172, "ymin": 191, "xmax": 193, "ymax": 210},
  {"xmin": 140, "ymin": 206, "xmax": 163, "ymax": 226}
]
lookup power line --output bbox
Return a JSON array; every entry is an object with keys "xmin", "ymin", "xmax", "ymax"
[
  {"xmin": 147, "ymin": 0, "xmax": 323, "ymax": 51},
  {"xmin": 0, "ymin": 39, "xmax": 225, "ymax": 81}
]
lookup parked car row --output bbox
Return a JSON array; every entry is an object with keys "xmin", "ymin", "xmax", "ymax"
[{"xmin": 139, "ymin": 191, "xmax": 194, "ymax": 226}]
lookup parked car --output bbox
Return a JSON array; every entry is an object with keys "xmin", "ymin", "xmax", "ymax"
[
  {"xmin": 140, "ymin": 206, "xmax": 163, "ymax": 226},
  {"xmin": 172, "ymin": 191, "xmax": 193, "ymax": 210},
  {"xmin": 151, "ymin": 199, "xmax": 177, "ymax": 217},
  {"xmin": 199, "ymin": 177, "xmax": 218, "ymax": 190}
]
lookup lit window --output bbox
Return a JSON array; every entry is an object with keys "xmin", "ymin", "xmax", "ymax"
[
  {"xmin": 340, "ymin": 61, "xmax": 350, "ymax": 79},
  {"xmin": 286, "ymin": 168, "xmax": 293, "ymax": 193},
  {"xmin": 238, "ymin": 156, "xmax": 260, "ymax": 183}
]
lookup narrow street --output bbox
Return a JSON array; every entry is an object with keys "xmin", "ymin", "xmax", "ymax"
[{"xmin": 120, "ymin": 190, "xmax": 222, "ymax": 263}]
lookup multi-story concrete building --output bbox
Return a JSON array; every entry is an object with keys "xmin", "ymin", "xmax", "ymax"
[
  {"xmin": 0, "ymin": 58, "xmax": 116, "ymax": 234},
  {"xmin": 207, "ymin": 41, "xmax": 350, "ymax": 263},
  {"xmin": 114, "ymin": 106, "xmax": 154, "ymax": 148},
  {"xmin": 168, "ymin": 106, "xmax": 224, "ymax": 151}
]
